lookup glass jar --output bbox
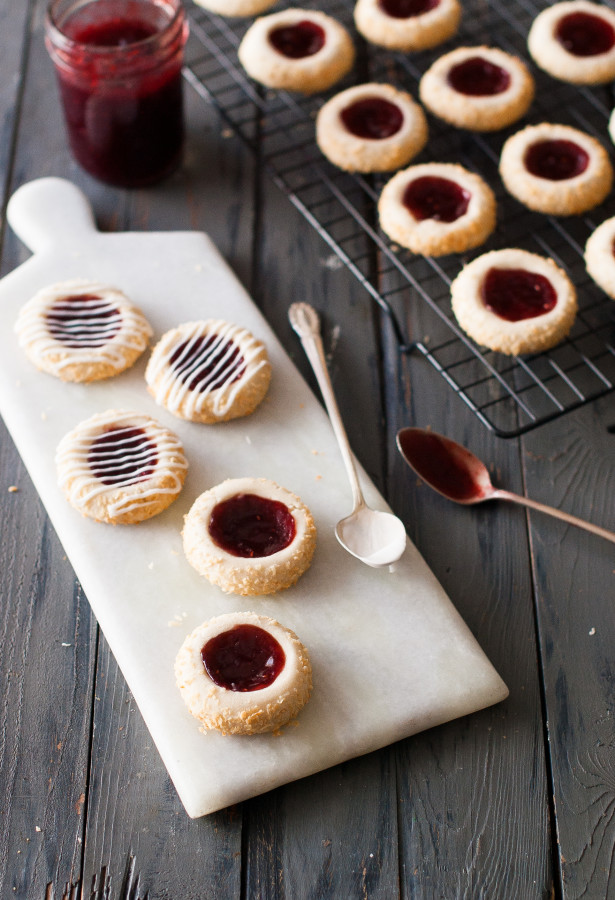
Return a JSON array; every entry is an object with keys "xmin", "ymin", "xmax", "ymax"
[{"xmin": 45, "ymin": 0, "xmax": 188, "ymax": 188}]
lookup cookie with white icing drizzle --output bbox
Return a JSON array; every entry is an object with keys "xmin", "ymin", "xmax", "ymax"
[
  {"xmin": 145, "ymin": 319, "xmax": 271, "ymax": 424},
  {"xmin": 15, "ymin": 279, "xmax": 152, "ymax": 383},
  {"xmin": 56, "ymin": 409, "xmax": 188, "ymax": 525}
]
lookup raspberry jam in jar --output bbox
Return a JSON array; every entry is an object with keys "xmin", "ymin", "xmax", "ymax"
[{"xmin": 45, "ymin": 0, "xmax": 188, "ymax": 187}]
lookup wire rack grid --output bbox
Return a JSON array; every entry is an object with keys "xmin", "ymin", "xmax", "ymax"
[{"xmin": 182, "ymin": 0, "xmax": 615, "ymax": 437}]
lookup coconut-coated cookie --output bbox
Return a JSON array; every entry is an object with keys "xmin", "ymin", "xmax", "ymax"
[
  {"xmin": 191, "ymin": 0, "xmax": 277, "ymax": 16},
  {"xmin": 145, "ymin": 319, "xmax": 271, "ymax": 424},
  {"xmin": 316, "ymin": 83, "xmax": 428, "ymax": 173},
  {"xmin": 182, "ymin": 477, "xmax": 317, "ymax": 596},
  {"xmin": 499, "ymin": 123, "xmax": 613, "ymax": 216},
  {"xmin": 419, "ymin": 46, "xmax": 534, "ymax": 132},
  {"xmin": 354, "ymin": 0, "xmax": 461, "ymax": 51},
  {"xmin": 378, "ymin": 162, "xmax": 496, "ymax": 256},
  {"xmin": 14, "ymin": 279, "xmax": 152, "ymax": 383},
  {"xmin": 585, "ymin": 215, "xmax": 615, "ymax": 298},
  {"xmin": 56, "ymin": 409, "xmax": 188, "ymax": 525},
  {"xmin": 528, "ymin": 0, "xmax": 615, "ymax": 85},
  {"xmin": 175, "ymin": 612, "xmax": 312, "ymax": 735},
  {"xmin": 450, "ymin": 248, "xmax": 578, "ymax": 356},
  {"xmin": 238, "ymin": 9, "xmax": 355, "ymax": 94}
]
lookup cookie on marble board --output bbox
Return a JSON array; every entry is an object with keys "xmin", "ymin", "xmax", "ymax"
[
  {"xmin": 450, "ymin": 248, "xmax": 578, "ymax": 356},
  {"xmin": 175, "ymin": 611, "xmax": 313, "ymax": 735},
  {"xmin": 14, "ymin": 279, "xmax": 152, "ymax": 383},
  {"xmin": 353, "ymin": 0, "xmax": 461, "ymax": 52},
  {"xmin": 238, "ymin": 9, "xmax": 355, "ymax": 94},
  {"xmin": 56, "ymin": 409, "xmax": 188, "ymax": 525},
  {"xmin": 419, "ymin": 45, "xmax": 534, "ymax": 132},
  {"xmin": 378, "ymin": 162, "xmax": 496, "ymax": 256},
  {"xmin": 499, "ymin": 123, "xmax": 613, "ymax": 216},
  {"xmin": 528, "ymin": 0, "xmax": 615, "ymax": 84},
  {"xmin": 182, "ymin": 477, "xmax": 317, "ymax": 595}
]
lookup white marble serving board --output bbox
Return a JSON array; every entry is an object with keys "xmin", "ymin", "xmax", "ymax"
[{"xmin": 0, "ymin": 177, "xmax": 507, "ymax": 817}]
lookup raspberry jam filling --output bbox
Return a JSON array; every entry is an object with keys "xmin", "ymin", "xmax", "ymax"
[
  {"xmin": 209, "ymin": 493, "xmax": 297, "ymax": 558},
  {"xmin": 397, "ymin": 429, "xmax": 485, "ymax": 502},
  {"xmin": 88, "ymin": 426, "xmax": 158, "ymax": 485},
  {"xmin": 378, "ymin": 0, "xmax": 440, "ymax": 17},
  {"xmin": 46, "ymin": 293, "xmax": 122, "ymax": 348},
  {"xmin": 447, "ymin": 56, "xmax": 511, "ymax": 96},
  {"xmin": 403, "ymin": 176, "xmax": 470, "ymax": 222},
  {"xmin": 201, "ymin": 624, "xmax": 286, "ymax": 692},
  {"xmin": 170, "ymin": 334, "xmax": 245, "ymax": 393},
  {"xmin": 481, "ymin": 267, "xmax": 557, "ymax": 322},
  {"xmin": 524, "ymin": 139, "xmax": 589, "ymax": 181},
  {"xmin": 269, "ymin": 20, "xmax": 325, "ymax": 58},
  {"xmin": 556, "ymin": 11, "xmax": 615, "ymax": 56},
  {"xmin": 341, "ymin": 97, "xmax": 403, "ymax": 139}
]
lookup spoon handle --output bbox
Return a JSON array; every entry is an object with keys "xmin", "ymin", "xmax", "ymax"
[
  {"xmin": 493, "ymin": 489, "xmax": 615, "ymax": 545},
  {"xmin": 288, "ymin": 302, "xmax": 364, "ymax": 509}
]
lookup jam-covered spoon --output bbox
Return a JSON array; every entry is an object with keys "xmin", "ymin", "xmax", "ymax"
[
  {"xmin": 397, "ymin": 427, "xmax": 615, "ymax": 544},
  {"xmin": 289, "ymin": 302, "xmax": 407, "ymax": 567}
]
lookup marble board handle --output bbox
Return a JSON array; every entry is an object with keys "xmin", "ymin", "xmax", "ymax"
[{"xmin": 7, "ymin": 177, "xmax": 98, "ymax": 254}]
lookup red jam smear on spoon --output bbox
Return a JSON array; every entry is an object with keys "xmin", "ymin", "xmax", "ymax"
[
  {"xmin": 524, "ymin": 139, "xmax": 589, "ymax": 181},
  {"xmin": 209, "ymin": 493, "xmax": 297, "ymax": 558},
  {"xmin": 403, "ymin": 176, "xmax": 470, "ymax": 222},
  {"xmin": 378, "ymin": 0, "xmax": 440, "ymax": 18},
  {"xmin": 170, "ymin": 334, "xmax": 245, "ymax": 393},
  {"xmin": 269, "ymin": 20, "xmax": 325, "ymax": 58},
  {"xmin": 341, "ymin": 97, "xmax": 403, "ymax": 139},
  {"xmin": 201, "ymin": 624, "xmax": 286, "ymax": 692},
  {"xmin": 46, "ymin": 293, "xmax": 121, "ymax": 348},
  {"xmin": 447, "ymin": 56, "xmax": 511, "ymax": 96},
  {"xmin": 88, "ymin": 426, "xmax": 158, "ymax": 485},
  {"xmin": 398, "ymin": 429, "xmax": 486, "ymax": 502},
  {"xmin": 481, "ymin": 267, "xmax": 557, "ymax": 322},
  {"xmin": 556, "ymin": 11, "xmax": 615, "ymax": 56}
]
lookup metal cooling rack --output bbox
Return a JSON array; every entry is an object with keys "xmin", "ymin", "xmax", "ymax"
[{"xmin": 183, "ymin": 0, "xmax": 615, "ymax": 437}]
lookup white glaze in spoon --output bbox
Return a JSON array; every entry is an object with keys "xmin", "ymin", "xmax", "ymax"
[
  {"xmin": 289, "ymin": 302, "xmax": 407, "ymax": 568},
  {"xmin": 397, "ymin": 426, "xmax": 615, "ymax": 544}
]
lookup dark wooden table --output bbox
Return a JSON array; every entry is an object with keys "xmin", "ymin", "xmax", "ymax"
[{"xmin": 2, "ymin": 1, "xmax": 615, "ymax": 898}]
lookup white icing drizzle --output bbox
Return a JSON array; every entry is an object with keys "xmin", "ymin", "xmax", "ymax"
[
  {"xmin": 147, "ymin": 320, "xmax": 268, "ymax": 418},
  {"xmin": 56, "ymin": 410, "xmax": 188, "ymax": 518},
  {"xmin": 15, "ymin": 280, "xmax": 152, "ymax": 375}
]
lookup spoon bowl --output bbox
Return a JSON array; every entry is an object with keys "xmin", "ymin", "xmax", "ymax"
[
  {"xmin": 289, "ymin": 302, "xmax": 407, "ymax": 568},
  {"xmin": 397, "ymin": 426, "xmax": 615, "ymax": 544}
]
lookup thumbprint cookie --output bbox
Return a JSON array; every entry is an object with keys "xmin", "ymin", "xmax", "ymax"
[
  {"xmin": 175, "ymin": 612, "xmax": 312, "ymax": 735},
  {"xmin": 182, "ymin": 477, "xmax": 317, "ymax": 595},
  {"xmin": 378, "ymin": 162, "xmax": 496, "ymax": 256},
  {"xmin": 238, "ymin": 9, "xmax": 355, "ymax": 94},
  {"xmin": 56, "ymin": 409, "xmax": 188, "ymax": 525},
  {"xmin": 450, "ymin": 248, "xmax": 578, "ymax": 356},
  {"xmin": 353, "ymin": 0, "xmax": 461, "ymax": 52},
  {"xmin": 419, "ymin": 46, "xmax": 534, "ymax": 132},
  {"xmin": 145, "ymin": 319, "xmax": 271, "ymax": 424},
  {"xmin": 316, "ymin": 83, "xmax": 428, "ymax": 173},
  {"xmin": 528, "ymin": 0, "xmax": 615, "ymax": 85},
  {"xmin": 499, "ymin": 123, "xmax": 613, "ymax": 216},
  {"xmin": 584, "ymin": 216, "xmax": 615, "ymax": 298},
  {"xmin": 191, "ymin": 0, "xmax": 277, "ymax": 16},
  {"xmin": 14, "ymin": 279, "xmax": 152, "ymax": 383}
]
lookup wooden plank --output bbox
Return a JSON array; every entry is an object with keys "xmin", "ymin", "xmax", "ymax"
[{"xmin": 522, "ymin": 397, "xmax": 615, "ymax": 899}]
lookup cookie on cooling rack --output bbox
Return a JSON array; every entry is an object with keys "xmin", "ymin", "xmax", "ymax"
[
  {"xmin": 450, "ymin": 248, "xmax": 578, "ymax": 356},
  {"xmin": 182, "ymin": 477, "xmax": 317, "ymax": 595},
  {"xmin": 585, "ymin": 215, "xmax": 615, "ymax": 298},
  {"xmin": 528, "ymin": 0, "xmax": 615, "ymax": 84},
  {"xmin": 354, "ymin": 0, "xmax": 461, "ymax": 51},
  {"xmin": 316, "ymin": 82, "xmax": 428, "ymax": 173},
  {"xmin": 238, "ymin": 8, "xmax": 355, "ymax": 94},
  {"xmin": 175, "ymin": 611, "xmax": 313, "ymax": 735},
  {"xmin": 56, "ymin": 409, "xmax": 188, "ymax": 525},
  {"xmin": 145, "ymin": 319, "xmax": 271, "ymax": 424},
  {"xmin": 499, "ymin": 122, "xmax": 613, "ymax": 216},
  {"xmin": 15, "ymin": 279, "xmax": 152, "ymax": 383},
  {"xmin": 378, "ymin": 162, "xmax": 496, "ymax": 256},
  {"xmin": 419, "ymin": 45, "xmax": 534, "ymax": 132},
  {"xmin": 191, "ymin": 0, "xmax": 278, "ymax": 15}
]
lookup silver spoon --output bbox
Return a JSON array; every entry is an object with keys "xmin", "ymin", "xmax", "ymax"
[
  {"xmin": 289, "ymin": 302, "xmax": 407, "ymax": 567},
  {"xmin": 397, "ymin": 426, "xmax": 615, "ymax": 544}
]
